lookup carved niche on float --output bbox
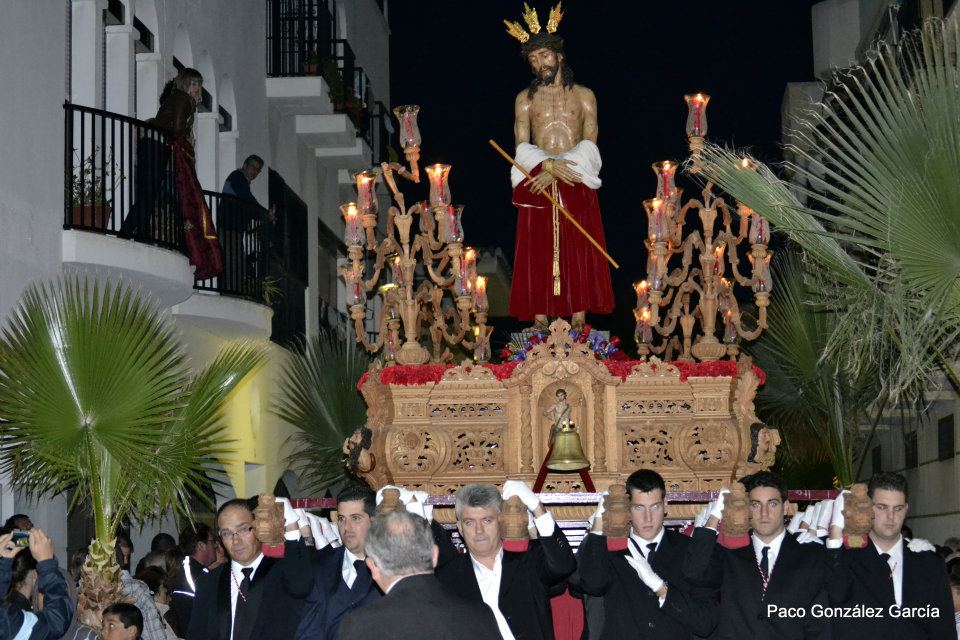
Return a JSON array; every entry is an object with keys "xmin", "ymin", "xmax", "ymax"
[{"xmin": 346, "ymin": 319, "xmax": 778, "ymax": 520}]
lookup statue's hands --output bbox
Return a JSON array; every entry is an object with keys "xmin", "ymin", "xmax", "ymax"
[
  {"xmin": 548, "ymin": 158, "xmax": 582, "ymax": 185},
  {"xmin": 525, "ymin": 170, "xmax": 557, "ymax": 195}
]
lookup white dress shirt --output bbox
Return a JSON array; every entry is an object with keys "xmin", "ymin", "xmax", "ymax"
[
  {"xmin": 341, "ymin": 548, "xmax": 364, "ymax": 589},
  {"xmin": 752, "ymin": 529, "xmax": 787, "ymax": 578},
  {"xmin": 875, "ymin": 536, "xmax": 904, "ymax": 606},
  {"xmin": 229, "ymin": 554, "xmax": 265, "ymax": 640},
  {"xmin": 628, "ymin": 527, "xmax": 665, "ymax": 560},
  {"xmin": 471, "ymin": 547, "xmax": 515, "ymax": 640}
]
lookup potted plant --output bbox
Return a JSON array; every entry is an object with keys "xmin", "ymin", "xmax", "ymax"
[
  {"xmin": 321, "ymin": 59, "xmax": 345, "ymax": 107},
  {"xmin": 70, "ymin": 150, "xmax": 122, "ymax": 230}
]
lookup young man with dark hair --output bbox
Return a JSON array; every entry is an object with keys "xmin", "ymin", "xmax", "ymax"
[
  {"xmin": 575, "ymin": 469, "xmax": 717, "ymax": 639},
  {"xmin": 295, "ymin": 485, "xmax": 380, "ymax": 640},
  {"xmin": 826, "ymin": 472, "xmax": 954, "ymax": 639},
  {"xmin": 689, "ymin": 471, "xmax": 831, "ymax": 639},
  {"xmin": 170, "ymin": 523, "xmax": 216, "ymax": 634},
  {"xmin": 102, "ymin": 602, "xmax": 144, "ymax": 640},
  {"xmin": 186, "ymin": 495, "xmax": 313, "ymax": 640}
]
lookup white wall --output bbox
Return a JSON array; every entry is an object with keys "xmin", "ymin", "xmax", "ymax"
[{"xmin": 811, "ymin": 0, "xmax": 863, "ymax": 80}]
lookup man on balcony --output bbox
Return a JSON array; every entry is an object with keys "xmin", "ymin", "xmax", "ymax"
[
  {"xmin": 219, "ymin": 155, "xmax": 268, "ymax": 291},
  {"xmin": 222, "ymin": 155, "xmax": 264, "ymax": 207}
]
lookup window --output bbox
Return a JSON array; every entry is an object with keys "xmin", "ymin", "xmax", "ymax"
[
  {"xmin": 872, "ymin": 444, "xmax": 882, "ymax": 473},
  {"xmin": 105, "ymin": 0, "xmax": 124, "ymax": 26},
  {"xmin": 218, "ymin": 106, "xmax": 233, "ymax": 133},
  {"xmin": 938, "ymin": 414, "xmax": 955, "ymax": 461},
  {"xmin": 904, "ymin": 431, "xmax": 918, "ymax": 468},
  {"xmin": 134, "ymin": 18, "xmax": 154, "ymax": 53}
]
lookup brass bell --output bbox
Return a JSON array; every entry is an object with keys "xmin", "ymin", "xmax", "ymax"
[{"xmin": 547, "ymin": 424, "xmax": 590, "ymax": 471}]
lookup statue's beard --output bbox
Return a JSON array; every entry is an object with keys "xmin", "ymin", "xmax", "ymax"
[{"xmin": 534, "ymin": 64, "xmax": 559, "ymax": 86}]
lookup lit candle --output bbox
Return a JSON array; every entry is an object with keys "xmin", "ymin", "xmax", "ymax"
[
  {"xmin": 340, "ymin": 202, "xmax": 363, "ymax": 247},
  {"xmin": 474, "ymin": 276, "xmax": 488, "ymax": 312},
  {"xmin": 647, "ymin": 254, "xmax": 663, "ymax": 291},
  {"xmin": 637, "ymin": 307, "xmax": 653, "ymax": 344},
  {"xmin": 354, "ymin": 170, "xmax": 379, "ymax": 217},
  {"xmin": 723, "ymin": 309, "xmax": 737, "ymax": 343},
  {"xmin": 644, "ymin": 198, "xmax": 669, "ymax": 243},
  {"xmin": 750, "ymin": 254, "xmax": 774, "ymax": 293},
  {"xmin": 390, "ymin": 256, "xmax": 402, "ymax": 287},
  {"xmin": 750, "ymin": 214, "xmax": 770, "ymax": 245},
  {"xmin": 473, "ymin": 326, "xmax": 490, "ymax": 363},
  {"xmin": 684, "ymin": 93, "xmax": 711, "ymax": 138},
  {"xmin": 714, "ymin": 244, "xmax": 726, "ymax": 275},
  {"xmin": 442, "ymin": 205, "xmax": 465, "ymax": 243},
  {"xmin": 634, "ymin": 279, "xmax": 650, "ymax": 309},
  {"xmin": 425, "ymin": 163, "xmax": 452, "ymax": 207},
  {"xmin": 392, "ymin": 105, "xmax": 422, "ymax": 149},
  {"xmin": 653, "ymin": 161, "xmax": 678, "ymax": 200},
  {"xmin": 463, "ymin": 248, "xmax": 477, "ymax": 282},
  {"xmin": 344, "ymin": 267, "xmax": 363, "ymax": 306}
]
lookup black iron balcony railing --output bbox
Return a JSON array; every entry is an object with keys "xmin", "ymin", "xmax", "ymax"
[
  {"xmin": 370, "ymin": 101, "xmax": 392, "ymax": 165},
  {"xmin": 266, "ymin": 0, "xmax": 338, "ymax": 77},
  {"xmin": 64, "ymin": 102, "xmax": 185, "ymax": 251},
  {"xmin": 194, "ymin": 191, "xmax": 271, "ymax": 303}
]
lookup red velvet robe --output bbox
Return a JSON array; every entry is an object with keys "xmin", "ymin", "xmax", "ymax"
[
  {"xmin": 509, "ymin": 164, "xmax": 614, "ymax": 320},
  {"xmin": 171, "ymin": 138, "xmax": 223, "ymax": 280}
]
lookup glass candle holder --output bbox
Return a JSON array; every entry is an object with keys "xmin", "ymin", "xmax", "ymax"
[
  {"xmin": 751, "ymin": 254, "xmax": 774, "ymax": 293},
  {"xmin": 644, "ymin": 198, "xmax": 669, "ymax": 243},
  {"xmin": 635, "ymin": 307, "xmax": 653, "ymax": 344},
  {"xmin": 633, "ymin": 279, "xmax": 650, "ymax": 310},
  {"xmin": 723, "ymin": 310, "xmax": 738, "ymax": 343},
  {"xmin": 344, "ymin": 268, "xmax": 364, "ymax": 306},
  {"xmin": 393, "ymin": 105, "xmax": 422, "ymax": 149},
  {"xmin": 652, "ymin": 160, "xmax": 678, "ymax": 200},
  {"xmin": 750, "ymin": 213, "xmax": 770, "ymax": 245},
  {"xmin": 425, "ymin": 164, "xmax": 452, "ymax": 208},
  {"xmin": 340, "ymin": 202, "xmax": 364, "ymax": 247},
  {"xmin": 440, "ymin": 205, "xmax": 464, "ymax": 243},
  {"xmin": 354, "ymin": 170, "xmax": 379, "ymax": 217},
  {"xmin": 684, "ymin": 93, "xmax": 711, "ymax": 138},
  {"xmin": 647, "ymin": 254, "xmax": 664, "ymax": 291}
]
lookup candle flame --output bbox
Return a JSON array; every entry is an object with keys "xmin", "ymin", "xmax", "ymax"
[
  {"xmin": 641, "ymin": 308, "xmax": 652, "ymax": 322},
  {"xmin": 634, "ymin": 279, "xmax": 649, "ymax": 292},
  {"xmin": 475, "ymin": 275, "xmax": 487, "ymax": 290},
  {"xmin": 344, "ymin": 203, "xmax": 358, "ymax": 217}
]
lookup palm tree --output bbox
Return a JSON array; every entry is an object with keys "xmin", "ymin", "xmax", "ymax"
[
  {"xmin": 0, "ymin": 275, "xmax": 265, "ymax": 624},
  {"xmin": 749, "ymin": 256, "xmax": 879, "ymax": 485},
  {"xmin": 275, "ymin": 330, "xmax": 371, "ymax": 494},
  {"xmin": 695, "ymin": 19, "xmax": 960, "ymax": 409}
]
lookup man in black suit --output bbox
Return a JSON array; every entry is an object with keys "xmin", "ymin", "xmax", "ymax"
[
  {"xmin": 338, "ymin": 510, "xmax": 502, "ymax": 640},
  {"xmin": 574, "ymin": 469, "xmax": 718, "ymax": 639},
  {"xmin": 295, "ymin": 486, "xmax": 381, "ymax": 640},
  {"xmin": 689, "ymin": 471, "xmax": 830, "ymax": 640},
  {"xmin": 186, "ymin": 497, "xmax": 314, "ymax": 640},
  {"xmin": 825, "ymin": 472, "xmax": 955, "ymax": 639},
  {"xmin": 435, "ymin": 481, "xmax": 576, "ymax": 640},
  {"xmin": 171, "ymin": 523, "xmax": 216, "ymax": 635}
]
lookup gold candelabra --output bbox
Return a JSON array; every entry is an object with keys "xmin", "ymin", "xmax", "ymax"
[
  {"xmin": 634, "ymin": 93, "xmax": 773, "ymax": 362},
  {"xmin": 339, "ymin": 105, "xmax": 492, "ymax": 366}
]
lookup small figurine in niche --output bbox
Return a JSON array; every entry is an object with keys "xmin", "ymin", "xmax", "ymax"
[{"xmin": 543, "ymin": 388, "xmax": 573, "ymax": 447}]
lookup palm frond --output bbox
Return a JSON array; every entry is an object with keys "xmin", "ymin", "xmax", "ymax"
[{"xmin": 275, "ymin": 330, "xmax": 371, "ymax": 494}]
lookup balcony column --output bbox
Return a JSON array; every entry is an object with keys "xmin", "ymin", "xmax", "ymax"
[
  {"xmin": 194, "ymin": 112, "xmax": 220, "ymax": 192},
  {"xmin": 218, "ymin": 130, "xmax": 240, "ymax": 188},
  {"xmin": 135, "ymin": 52, "xmax": 163, "ymax": 119},
  {"xmin": 71, "ymin": 0, "xmax": 107, "ymax": 107},
  {"xmin": 105, "ymin": 25, "xmax": 136, "ymax": 116}
]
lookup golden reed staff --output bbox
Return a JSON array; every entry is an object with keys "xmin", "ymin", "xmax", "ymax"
[{"xmin": 488, "ymin": 139, "xmax": 620, "ymax": 270}]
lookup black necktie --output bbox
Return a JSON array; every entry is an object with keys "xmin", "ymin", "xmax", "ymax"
[
  {"xmin": 760, "ymin": 546, "xmax": 770, "ymax": 579},
  {"xmin": 879, "ymin": 552, "xmax": 892, "ymax": 577},
  {"xmin": 646, "ymin": 542, "xmax": 657, "ymax": 560},
  {"xmin": 353, "ymin": 559, "xmax": 368, "ymax": 587},
  {"xmin": 233, "ymin": 567, "xmax": 254, "ymax": 638}
]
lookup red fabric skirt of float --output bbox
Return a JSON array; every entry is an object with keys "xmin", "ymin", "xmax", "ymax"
[{"xmin": 508, "ymin": 165, "xmax": 614, "ymax": 320}]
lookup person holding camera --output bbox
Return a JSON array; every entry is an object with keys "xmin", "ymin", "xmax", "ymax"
[{"xmin": 0, "ymin": 528, "xmax": 73, "ymax": 639}]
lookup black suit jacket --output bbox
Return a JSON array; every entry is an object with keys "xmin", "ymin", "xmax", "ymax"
[
  {"xmin": 186, "ymin": 540, "xmax": 314, "ymax": 640},
  {"xmin": 171, "ymin": 556, "xmax": 208, "ymax": 636},
  {"xmin": 435, "ymin": 527, "xmax": 577, "ymax": 640},
  {"xmin": 826, "ymin": 542, "xmax": 955, "ymax": 639},
  {"xmin": 573, "ymin": 530, "xmax": 718, "ymax": 639},
  {"xmin": 687, "ymin": 528, "xmax": 830, "ymax": 640},
  {"xmin": 338, "ymin": 573, "xmax": 503, "ymax": 640},
  {"xmin": 295, "ymin": 546, "xmax": 381, "ymax": 640}
]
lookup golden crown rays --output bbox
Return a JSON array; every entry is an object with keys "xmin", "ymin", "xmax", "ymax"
[{"xmin": 503, "ymin": 2, "xmax": 564, "ymax": 43}]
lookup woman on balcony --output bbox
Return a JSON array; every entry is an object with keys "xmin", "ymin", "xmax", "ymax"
[{"xmin": 122, "ymin": 67, "xmax": 222, "ymax": 280}]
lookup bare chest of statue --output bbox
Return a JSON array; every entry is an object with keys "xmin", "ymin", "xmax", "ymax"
[{"xmin": 529, "ymin": 86, "xmax": 584, "ymax": 155}]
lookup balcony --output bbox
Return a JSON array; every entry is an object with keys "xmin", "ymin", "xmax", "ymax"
[
  {"xmin": 63, "ymin": 103, "xmax": 278, "ymax": 336},
  {"xmin": 265, "ymin": 0, "xmax": 393, "ymax": 164}
]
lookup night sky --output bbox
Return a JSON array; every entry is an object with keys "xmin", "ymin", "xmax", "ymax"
[{"xmin": 388, "ymin": 1, "xmax": 818, "ymax": 345}]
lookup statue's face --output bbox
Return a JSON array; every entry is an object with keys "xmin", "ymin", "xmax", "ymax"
[
  {"xmin": 748, "ymin": 486, "xmax": 786, "ymax": 540},
  {"xmin": 527, "ymin": 47, "xmax": 561, "ymax": 83},
  {"xmin": 629, "ymin": 488, "xmax": 665, "ymax": 540},
  {"xmin": 557, "ymin": 390, "xmax": 566, "ymax": 400}
]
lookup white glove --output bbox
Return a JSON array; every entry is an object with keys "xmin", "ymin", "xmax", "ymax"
[
  {"xmin": 405, "ymin": 499, "xmax": 427, "ymax": 519},
  {"xmin": 625, "ymin": 554, "xmax": 665, "ymax": 593},
  {"xmin": 786, "ymin": 511, "xmax": 803, "ymax": 534},
  {"xmin": 809, "ymin": 503, "xmax": 824, "ymax": 531},
  {"xmin": 799, "ymin": 505, "xmax": 815, "ymax": 529},
  {"xmin": 831, "ymin": 490, "xmax": 849, "ymax": 532},
  {"xmin": 502, "ymin": 480, "xmax": 541, "ymax": 512},
  {"xmin": 695, "ymin": 501, "xmax": 714, "ymax": 528},
  {"xmin": 275, "ymin": 497, "xmax": 299, "ymax": 527},
  {"xmin": 527, "ymin": 512, "xmax": 537, "ymax": 532},
  {"xmin": 796, "ymin": 529, "xmax": 825, "ymax": 545},
  {"xmin": 907, "ymin": 537, "xmax": 936, "ymax": 553},
  {"xmin": 319, "ymin": 518, "xmax": 341, "ymax": 547},
  {"xmin": 708, "ymin": 489, "xmax": 730, "ymax": 521},
  {"xmin": 815, "ymin": 500, "xmax": 834, "ymax": 535},
  {"xmin": 410, "ymin": 490, "xmax": 429, "ymax": 504},
  {"xmin": 306, "ymin": 514, "xmax": 327, "ymax": 549},
  {"xmin": 588, "ymin": 492, "xmax": 607, "ymax": 528},
  {"xmin": 376, "ymin": 485, "xmax": 413, "ymax": 505}
]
